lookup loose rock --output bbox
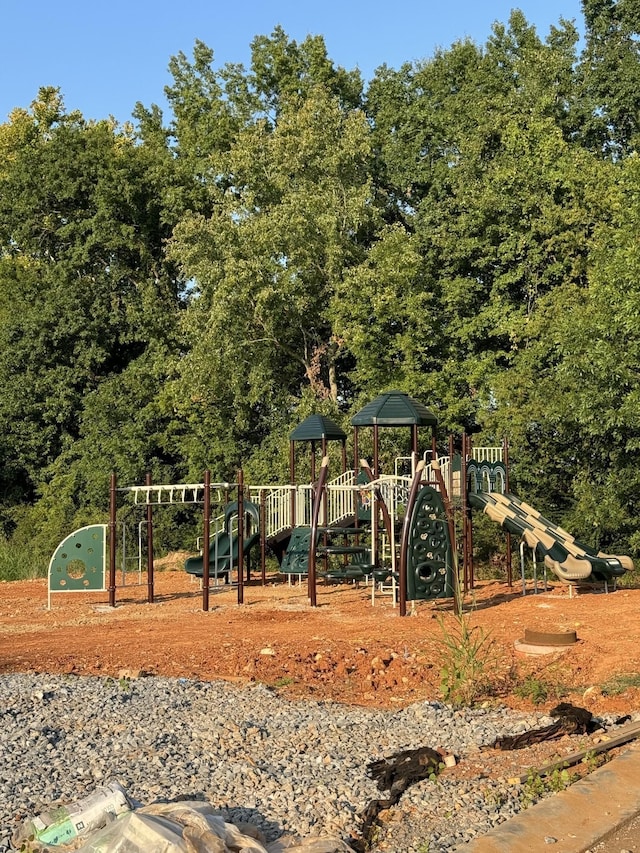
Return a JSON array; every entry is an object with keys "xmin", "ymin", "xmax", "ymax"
[{"xmin": 0, "ymin": 674, "xmax": 628, "ymax": 852}]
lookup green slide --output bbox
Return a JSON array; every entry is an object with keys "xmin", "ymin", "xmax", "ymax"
[
  {"xmin": 184, "ymin": 528, "xmax": 260, "ymax": 580},
  {"xmin": 185, "ymin": 500, "xmax": 261, "ymax": 581},
  {"xmin": 469, "ymin": 491, "xmax": 633, "ymax": 584}
]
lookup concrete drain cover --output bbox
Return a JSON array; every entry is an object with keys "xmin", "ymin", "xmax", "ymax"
[
  {"xmin": 515, "ymin": 628, "xmax": 578, "ymax": 655},
  {"xmin": 523, "ymin": 628, "xmax": 577, "ymax": 646}
]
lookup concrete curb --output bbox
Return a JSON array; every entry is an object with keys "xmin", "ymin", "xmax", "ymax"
[{"xmin": 453, "ymin": 743, "xmax": 640, "ymax": 853}]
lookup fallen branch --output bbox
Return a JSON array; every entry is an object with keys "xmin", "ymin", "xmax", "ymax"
[
  {"xmin": 509, "ymin": 719, "xmax": 640, "ymax": 784},
  {"xmin": 493, "ymin": 703, "xmax": 595, "ymax": 750}
]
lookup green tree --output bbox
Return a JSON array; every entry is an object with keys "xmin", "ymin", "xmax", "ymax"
[
  {"xmin": 168, "ymin": 77, "xmax": 376, "ymax": 479},
  {"xmin": 0, "ymin": 89, "xmax": 184, "ymax": 543},
  {"xmin": 361, "ymin": 12, "xmax": 596, "ymax": 435},
  {"xmin": 484, "ymin": 148, "xmax": 640, "ymax": 552},
  {"xmin": 248, "ymin": 26, "xmax": 363, "ymax": 118},
  {"xmin": 578, "ymin": 0, "xmax": 640, "ymax": 157}
]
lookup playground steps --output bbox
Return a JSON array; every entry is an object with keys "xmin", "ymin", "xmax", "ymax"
[{"xmin": 279, "ymin": 523, "xmax": 376, "ymax": 580}]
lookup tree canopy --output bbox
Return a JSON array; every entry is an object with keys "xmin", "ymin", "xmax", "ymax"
[{"xmin": 3, "ymin": 6, "xmax": 640, "ymax": 563}]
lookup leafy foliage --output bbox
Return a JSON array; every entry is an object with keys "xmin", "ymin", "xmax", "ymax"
[
  {"xmin": 436, "ymin": 610, "xmax": 498, "ymax": 706},
  {"xmin": 1, "ymin": 8, "xmax": 640, "ymax": 570}
]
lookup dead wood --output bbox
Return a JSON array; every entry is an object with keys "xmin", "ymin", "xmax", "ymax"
[
  {"xmin": 357, "ymin": 745, "xmax": 442, "ymax": 849},
  {"xmin": 492, "ymin": 703, "xmax": 595, "ymax": 750}
]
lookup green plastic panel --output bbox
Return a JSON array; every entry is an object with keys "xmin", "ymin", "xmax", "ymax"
[
  {"xmin": 406, "ymin": 485, "xmax": 454, "ymax": 600},
  {"xmin": 280, "ymin": 526, "xmax": 319, "ymax": 574},
  {"xmin": 467, "ymin": 460, "xmax": 507, "ymax": 495},
  {"xmin": 48, "ymin": 525, "xmax": 107, "ymax": 592}
]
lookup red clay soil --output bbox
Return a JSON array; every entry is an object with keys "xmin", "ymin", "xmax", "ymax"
[
  {"xmin": 5, "ymin": 561, "xmax": 640, "ymax": 795},
  {"xmin": 2, "ymin": 560, "xmax": 640, "ymax": 722}
]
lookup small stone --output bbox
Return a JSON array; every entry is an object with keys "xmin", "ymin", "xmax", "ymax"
[
  {"xmin": 117, "ymin": 668, "xmax": 141, "ymax": 679},
  {"xmin": 544, "ymin": 837, "xmax": 557, "ymax": 844}
]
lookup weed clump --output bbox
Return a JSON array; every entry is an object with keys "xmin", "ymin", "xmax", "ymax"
[{"xmin": 436, "ymin": 608, "xmax": 498, "ymax": 707}]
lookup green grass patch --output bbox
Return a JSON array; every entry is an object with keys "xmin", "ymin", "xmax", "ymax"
[
  {"xmin": 271, "ymin": 676, "xmax": 296, "ymax": 688},
  {"xmin": 601, "ymin": 673, "xmax": 640, "ymax": 696},
  {"xmin": 514, "ymin": 675, "xmax": 567, "ymax": 705},
  {"xmin": 0, "ymin": 538, "xmax": 46, "ymax": 581},
  {"xmin": 519, "ymin": 766, "xmax": 579, "ymax": 808}
]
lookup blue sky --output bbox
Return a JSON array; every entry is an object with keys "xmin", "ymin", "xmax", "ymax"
[{"xmin": 2, "ymin": 1, "xmax": 584, "ymax": 125}]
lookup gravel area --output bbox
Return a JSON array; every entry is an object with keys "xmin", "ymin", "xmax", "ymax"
[{"xmin": 0, "ymin": 674, "xmax": 628, "ymax": 852}]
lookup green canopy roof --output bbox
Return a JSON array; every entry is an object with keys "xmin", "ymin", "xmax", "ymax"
[
  {"xmin": 289, "ymin": 414, "xmax": 347, "ymax": 442},
  {"xmin": 351, "ymin": 391, "xmax": 438, "ymax": 427}
]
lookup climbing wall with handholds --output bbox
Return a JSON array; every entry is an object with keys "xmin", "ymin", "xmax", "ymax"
[
  {"xmin": 406, "ymin": 484, "xmax": 454, "ymax": 600},
  {"xmin": 48, "ymin": 524, "xmax": 108, "ymax": 608},
  {"xmin": 279, "ymin": 526, "xmax": 319, "ymax": 576}
]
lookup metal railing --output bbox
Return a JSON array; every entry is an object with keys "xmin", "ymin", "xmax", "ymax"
[
  {"xmin": 375, "ymin": 473, "xmax": 411, "ymax": 523},
  {"xmin": 248, "ymin": 485, "xmax": 294, "ymax": 539},
  {"xmin": 120, "ymin": 448, "xmax": 505, "ymax": 547},
  {"xmin": 326, "ymin": 469, "xmax": 357, "ymax": 526},
  {"xmin": 471, "ymin": 446, "xmax": 503, "ymax": 464}
]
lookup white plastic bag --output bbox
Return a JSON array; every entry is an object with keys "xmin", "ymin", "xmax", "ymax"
[{"xmin": 14, "ymin": 792, "xmax": 353, "ymax": 853}]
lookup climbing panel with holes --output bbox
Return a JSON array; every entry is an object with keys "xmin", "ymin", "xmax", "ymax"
[{"xmin": 406, "ymin": 485, "xmax": 454, "ymax": 600}]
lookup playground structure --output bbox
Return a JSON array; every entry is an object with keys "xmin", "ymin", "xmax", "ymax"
[
  {"xmin": 469, "ymin": 487, "xmax": 634, "ymax": 594},
  {"xmin": 48, "ymin": 390, "xmax": 634, "ymax": 612}
]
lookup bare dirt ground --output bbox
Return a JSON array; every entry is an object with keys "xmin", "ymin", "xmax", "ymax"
[
  {"xmin": 2, "ymin": 562, "xmax": 640, "ymax": 784},
  {"xmin": 2, "ymin": 564, "xmax": 640, "ymax": 715}
]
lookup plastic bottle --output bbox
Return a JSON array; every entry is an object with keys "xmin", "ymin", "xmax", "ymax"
[{"xmin": 12, "ymin": 779, "xmax": 132, "ymax": 849}]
